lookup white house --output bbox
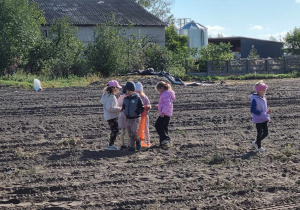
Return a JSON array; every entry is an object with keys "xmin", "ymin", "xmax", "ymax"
[{"xmin": 32, "ymin": 0, "xmax": 167, "ymax": 46}]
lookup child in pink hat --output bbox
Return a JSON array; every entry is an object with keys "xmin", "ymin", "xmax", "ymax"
[
  {"xmin": 250, "ymin": 80, "xmax": 272, "ymax": 152},
  {"xmin": 100, "ymin": 80, "xmax": 122, "ymax": 150}
]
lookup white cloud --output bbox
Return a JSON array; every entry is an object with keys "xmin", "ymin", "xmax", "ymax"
[
  {"xmin": 296, "ymin": 0, "xmax": 300, "ymax": 3},
  {"xmin": 206, "ymin": 25, "xmax": 226, "ymax": 37},
  {"xmin": 250, "ymin": 25, "xmax": 264, "ymax": 30},
  {"xmin": 258, "ymin": 31, "xmax": 288, "ymax": 41}
]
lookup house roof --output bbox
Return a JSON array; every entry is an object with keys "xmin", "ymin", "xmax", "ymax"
[
  {"xmin": 209, "ymin": 36, "xmax": 283, "ymax": 44},
  {"xmin": 32, "ymin": 0, "xmax": 167, "ymax": 27}
]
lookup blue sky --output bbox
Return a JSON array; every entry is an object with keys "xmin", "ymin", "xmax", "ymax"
[{"xmin": 171, "ymin": 0, "xmax": 300, "ymax": 41}]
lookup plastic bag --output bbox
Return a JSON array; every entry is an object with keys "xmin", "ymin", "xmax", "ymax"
[{"xmin": 34, "ymin": 79, "xmax": 42, "ymax": 91}]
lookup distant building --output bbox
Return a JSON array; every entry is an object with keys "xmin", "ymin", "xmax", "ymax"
[
  {"xmin": 32, "ymin": 0, "xmax": 167, "ymax": 45},
  {"xmin": 177, "ymin": 21, "xmax": 208, "ymax": 50},
  {"xmin": 208, "ymin": 36, "xmax": 284, "ymax": 58}
]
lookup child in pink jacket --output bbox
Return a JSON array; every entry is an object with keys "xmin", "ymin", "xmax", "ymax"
[{"xmin": 155, "ymin": 81, "xmax": 175, "ymax": 147}]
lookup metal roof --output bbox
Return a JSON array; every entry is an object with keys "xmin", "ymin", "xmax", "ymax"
[
  {"xmin": 181, "ymin": 21, "xmax": 207, "ymax": 30},
  {"xmin": 32, "ymin": 0, "xmax": 166, "ymax": 26},
  {"xmin": 209, "ymin": 36, "xmax": 283, "ymax": 44}
]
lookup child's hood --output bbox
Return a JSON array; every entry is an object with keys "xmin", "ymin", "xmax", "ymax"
[
  {"xmin": 162, "ymin": 90, "xmax": 175, "ymax": 100},
  {"xmin": 250, "ymin": 93, "xmax": 263, "ymax": 101},
  {"xmin": 126, "ymin": 92, "xmax": 139, "ymax": 99},
  {"xmin": 100, "ymin": 93, "xmax": 113, "ymax": 104}
]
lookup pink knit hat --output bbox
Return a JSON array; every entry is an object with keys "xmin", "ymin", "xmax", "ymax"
[
  {"xmin": 107, "ymin": 80, "xmax": 122, "ymax": 88},
  {"xmin": 255, "ymin": 84, "xmax": 268, "ymax": 92}
]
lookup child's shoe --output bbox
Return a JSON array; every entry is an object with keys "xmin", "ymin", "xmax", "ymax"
[
  {"xmin": 120, "ymin": 145, "xmax": 127, "ymax": 150},
  {"xmin": 136, "ymin": 141, "xmax": 141, "ymax": 151},
  {"xmin": 257, "ymin": 147, "xmax": 265, "ymax": 152},
  {"xmin": 141, "ymin": 140, "xmax": 152, "ymax": 148},
  {"xmin": 128, "ymin": 147, "xmax": 135, "ymax": 152},
  {"xmin": 161, "ymin": 139, "xmax": 169, "ymax": 145},
  {"xmin": 252, "ymin": 141, "xmax": 258, "ymax": 150},
  {"xmin": 106, "ymin": 145, "xmax": 120, "ymax": 150}
]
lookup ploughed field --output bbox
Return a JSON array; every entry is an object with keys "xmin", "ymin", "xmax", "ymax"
[{"xmin": 0, "ymin": 77, "xmax": 299, "ymax": 209}]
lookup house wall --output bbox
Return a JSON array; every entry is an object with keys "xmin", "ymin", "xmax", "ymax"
[
  {"xmin": 41, "ymin": 25, "xmax": 165, "ymax": 46},
  {"xmin": 123, "ymin": 26, "xmax": 165, "ymax": 46}
]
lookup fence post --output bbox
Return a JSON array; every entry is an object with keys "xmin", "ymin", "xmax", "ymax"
[
  {"xmin": 246, "ymin": 59, "xmax": 249, "ymax": 74},
  {"xmin": 185, "ymin": 58, "xmax": 188, "ymax": 75},
  {"xmin": 265, "ymin": 59, "xmax": 269, "ymax": 74},
  {"xmin": 206, "ymin": 61, "xmax": 211, "ymax": 76},
  {"xmin": 283, "ymin": 58, "xmax": 288, "ymax": 72},
  {"xmin": 226, "ymin": 60, "xmax": 232, "ymax": 74}
]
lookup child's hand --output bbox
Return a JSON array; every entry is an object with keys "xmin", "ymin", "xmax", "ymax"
[
  {"xmin": 155, "ymin": 104, "xmax": 158, "ymax": 109},
  {"xmin": 267, "ymin": 108, "xmax": 272, "ymax": 114},
  {"xmin": 160, "ymin": 113, "xmax": 165, "ymax": 117}
]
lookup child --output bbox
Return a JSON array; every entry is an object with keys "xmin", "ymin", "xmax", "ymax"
[
  {"xmin": 155, "ymin": 81, "xmax": 175, "ymax": 147},
  {"xmin": 135, "ymin": 82, "xmax": 152, "ymax": 147},
  {"xmin": 100, "ymin": 80, "xmax": 122, "ymax": 150},
  {"xmin": 117, "ymin": 86, "xmax": 129, "ymax": 149},
  {"xmin": 250, "ymin": 80, "xmax": 272, "ymax": 152},
  {"xmin": 122, "ymin": 81, "xmax": 145, "ymax": 151}
]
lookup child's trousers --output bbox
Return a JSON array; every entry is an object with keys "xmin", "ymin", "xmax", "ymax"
[
  {"xmin": 155, "ymin": 116, "xmax": 170, "ymax": 144},
  {"xmin": 120, "ymin": 128, "xmax": 130, "ymax": 146},
  {"xmin": 126, "ymin": 118, "xmax": 141, "ymax": 148},
  {"xmin": 107, "ymin": 118, "xmax": 119, "ymax": 146},
  {"xmin": 256, "ymin": 121, "xmax": 268, "ymax": 148}
]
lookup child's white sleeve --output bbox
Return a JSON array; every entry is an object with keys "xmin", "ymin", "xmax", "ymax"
[{"xmin": 106, "ymin": 96, "xmax": 121, "ymax": 113}]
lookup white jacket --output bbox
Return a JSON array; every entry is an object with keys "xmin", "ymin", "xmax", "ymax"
[{"xmin": 100, "ymin": 93, "xmax": 120, "ymax": 121}]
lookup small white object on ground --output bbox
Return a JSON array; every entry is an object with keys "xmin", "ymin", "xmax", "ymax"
[{"xmin": 34, "ymin": 79, "xmax": 42, "ymax": 91}]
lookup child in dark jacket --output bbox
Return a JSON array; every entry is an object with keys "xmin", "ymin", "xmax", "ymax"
[
  {"xmin": 250, "ymin": 80, "xmax": 272, "ymax": 152},
  {"xmin": 122, "ymin": 81, "xmax": 145, "ymax": 151}
]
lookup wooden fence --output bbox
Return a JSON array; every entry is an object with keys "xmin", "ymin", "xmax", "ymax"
[{"xmin": 186, "ymin": 58, "xmax": 300, "ymax": 76}]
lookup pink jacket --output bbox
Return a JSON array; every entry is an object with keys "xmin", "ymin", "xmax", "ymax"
[{"xmin": 158, "ymin": 90, "xmax": 175, "ymax": 117}]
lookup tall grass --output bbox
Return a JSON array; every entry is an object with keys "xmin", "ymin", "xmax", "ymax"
[{"xmin": 1, "ymin": 70, "xmax": 299, "ymax": 89}]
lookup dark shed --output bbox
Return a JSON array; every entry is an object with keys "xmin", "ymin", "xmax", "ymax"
[{"xmin": 208, "ymin": 36, "xmax": 283, "ymax": 58}]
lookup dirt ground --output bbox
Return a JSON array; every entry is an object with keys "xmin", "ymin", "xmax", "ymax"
[{"xmin": 0, "ymin": 76, "xmax": 299, "ymax": 209}]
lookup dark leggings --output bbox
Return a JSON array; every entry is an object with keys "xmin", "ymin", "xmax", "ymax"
[
  {"xmin": 108, "ymin": 118, "xmax": 119, "ymax": 146},
  {"xmin": 256, "ymin": 121, "xmax": 268, "ymax": 148},
  {"xmin": 155, "ymin": 116, "xmax": 170, "ymax": 144}
]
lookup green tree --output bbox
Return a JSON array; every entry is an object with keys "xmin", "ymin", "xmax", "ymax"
[
  {"xmin": 197, "ymin": 42, "xmax": 233, "ymax": 71},
  {"xmin": 26, "ymin": 17, "xmax": 85, "ymax": 77},
  {"xmin": 165, "ymin": 25, "xmax": 188, "ymax": 54},
  {"xmin": 144, "ymin": 44, "xmax": 172, "ymax": 71},
  {"xmin": 46, "ymin": 17, "xmax": 85, "ymax": 77},
  {"xmin": 0, "ymin": 0, "xmax": 45, "ymax": 75},
  {"xmin": 86, "ymin": 22, "xmax": 129, "ymax": 76},
  {"xmin": 135, "ymin": 0, "xmax": 175, "ymax": 23},
  {"xmin": 199, "ymin": 42, "xmax": 233, "ymax": 61},
  {"xmin": 247, "ymin": 45, "xmax": 260, "ymax": 59},
  {"xmin": 284, "ymin": 27, "xmax": 300, "ymax": 55}
]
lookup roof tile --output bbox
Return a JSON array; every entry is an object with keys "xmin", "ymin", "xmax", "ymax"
[{"xmin": 32, "ymin": 0, "xmax": 166, "ymax": 26}]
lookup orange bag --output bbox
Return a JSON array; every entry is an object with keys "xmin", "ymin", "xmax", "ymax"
[{"xmin": 139, "ymin": 105, "xmax": 148, "ymax": 141}]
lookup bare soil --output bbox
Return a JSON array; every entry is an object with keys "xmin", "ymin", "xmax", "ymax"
[{"xmin": 0, "ymin": 76, "xmax": 299, "ymax": 209}]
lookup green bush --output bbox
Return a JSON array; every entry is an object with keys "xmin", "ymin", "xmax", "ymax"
[{"xmin": 144, "ymin": 44, "xmax": 172, "ymax": 72}]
